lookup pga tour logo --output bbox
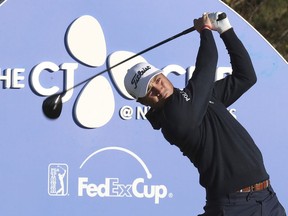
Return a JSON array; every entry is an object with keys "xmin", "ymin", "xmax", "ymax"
[
  {"xmin": 48, "ymin": 163, "xmax": 69, "ymax": 196},
  {"xmin": 48, "ymin": 147, "xmax": 171, "ymax": 204}
]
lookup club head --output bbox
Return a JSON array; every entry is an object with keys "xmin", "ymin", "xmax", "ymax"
[{"xmin": 42, "ymin": 94, "xmax": 63, "ymax": 119}]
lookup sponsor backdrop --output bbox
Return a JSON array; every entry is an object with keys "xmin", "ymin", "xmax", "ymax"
[{"xmin": 0, "ymin": 0, "xmax": 287, "ymax": 215}]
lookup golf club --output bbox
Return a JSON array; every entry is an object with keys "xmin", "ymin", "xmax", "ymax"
[
  {"xmin": 0, "ymin": 0, "xmax": 7, "ymax": 6},
  {"xmin": 42, "ymin": 12, "xmax": 227, "ymax": 119}
]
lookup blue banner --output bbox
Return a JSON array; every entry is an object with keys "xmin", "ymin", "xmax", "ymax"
[{"xmin": 0, "ymin": 0, "xmax": 287, "ymax": 215}]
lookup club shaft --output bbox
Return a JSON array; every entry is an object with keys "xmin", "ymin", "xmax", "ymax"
[
  {"xmin": 62, "ymin": 26, "xmax": 196, "ymax": 94},
  {"xmin": 110, "ymin": 26, "xmax": 196, "ymax": 70}
]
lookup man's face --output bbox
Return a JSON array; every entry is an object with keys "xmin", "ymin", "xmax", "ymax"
[{"xmin": 137, "ymin": 73, "xmax": 174, "ymax": 109}]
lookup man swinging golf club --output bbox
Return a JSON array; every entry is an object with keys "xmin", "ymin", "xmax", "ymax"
[{"xmin": 124, "ymin": 12, "xmax": 286, "ymax": 216}]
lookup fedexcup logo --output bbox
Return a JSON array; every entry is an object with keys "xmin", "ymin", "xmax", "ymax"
[
  {"xmin": 78, "ymin": 147, "xmax": 170, "ymax": 204},
  {"xmin": 48, "ymin": 147, "xmax": 172, "ymax": 204},
  {"xmin": 78, "ymin": 177, "xmax": 168, "ymax": 204}
]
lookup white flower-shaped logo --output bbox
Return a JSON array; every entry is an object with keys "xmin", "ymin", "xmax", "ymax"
[{"xmin": 65, "ymin": 15, "xmax": 146, "ymax": 129}]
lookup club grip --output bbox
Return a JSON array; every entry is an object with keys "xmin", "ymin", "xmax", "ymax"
[{"xmin": 217, "ymin": 12, "xmax": 227, "ymax": 21}]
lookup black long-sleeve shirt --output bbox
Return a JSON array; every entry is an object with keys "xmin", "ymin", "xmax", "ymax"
[{"xmin": 146, "ymin": 29, "xmax": 269, "ymax": 199}]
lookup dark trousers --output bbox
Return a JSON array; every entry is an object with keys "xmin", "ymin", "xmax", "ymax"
[{"xmin": 199, "ymin": 186, "xmax": 286, "ymax": 216}]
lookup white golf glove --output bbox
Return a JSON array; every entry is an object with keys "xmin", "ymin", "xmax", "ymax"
[{"xmin": 208, "ymin": 12, "xmax": 232, "ymax": 34}]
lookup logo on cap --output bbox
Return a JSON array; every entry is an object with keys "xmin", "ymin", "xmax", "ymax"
[{"xmin": 131, "ymin": 66, "xmax": 151, "ymax": 89}]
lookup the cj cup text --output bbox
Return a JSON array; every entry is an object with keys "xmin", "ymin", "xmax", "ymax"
[
  {"xmin": 78, "ymin": 177, "xmax": 168, "ymax": 204},
  {"xmin": 1, "ymin": 62, "xmax": 232, "ymax": 99}
]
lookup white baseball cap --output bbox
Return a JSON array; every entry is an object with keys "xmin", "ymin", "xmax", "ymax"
[{"xmin": 124, "ymin": 62, "xmax": 162, "ymax": 99}]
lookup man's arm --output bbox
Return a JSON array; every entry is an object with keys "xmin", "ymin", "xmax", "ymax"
[
  {"xmin": 185, "ymin": 28, "xmax": 218, "ymax": 127},
  {"xmin": 213, "ymin": 28, "xmax": 257, "ymax": 107}
]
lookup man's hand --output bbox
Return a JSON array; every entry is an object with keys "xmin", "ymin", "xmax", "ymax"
[
  {"xmin": 208, "ymin": 12, "xmax": 232, "ymax": 34},
  {"xmin": 193, "ymin": 13, "xmax": 212, "ymax": 33}
]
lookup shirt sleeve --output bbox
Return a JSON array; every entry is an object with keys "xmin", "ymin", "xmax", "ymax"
[
  {"xmin": 213, "ymin": 29, "xmax": 257, "ymax": 107},
  {"xmin": 185, "ymin": 29, "xmax": 218, "ymax": 127}
]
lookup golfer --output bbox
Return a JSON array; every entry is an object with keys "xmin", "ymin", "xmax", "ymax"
[{"xmin": 124, "ymin": 12, "xmax": 286, "ymax": 215}]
